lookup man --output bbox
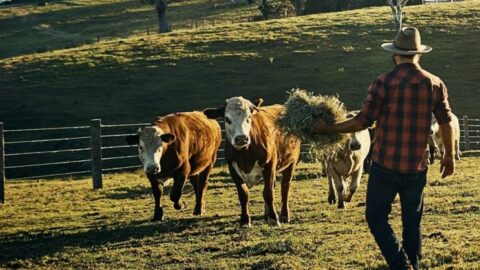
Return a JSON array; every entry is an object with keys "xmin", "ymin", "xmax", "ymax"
[{"xmin": 311, "ymin": 27, "xmax": 455, "ymax": 270}]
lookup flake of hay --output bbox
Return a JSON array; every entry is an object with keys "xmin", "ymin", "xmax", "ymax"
[{"xmin": 279, "ymin": 89, "xmax": 351, "ymax": 160}]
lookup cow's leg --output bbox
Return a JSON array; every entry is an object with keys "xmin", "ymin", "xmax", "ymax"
[
  {"xmin": 170, "ymin": 164, "xmax": 189, "ymax": 210},
  {"xmin": 455, "ymin": 138, "xmax": 461, "ymax": 160},
  {"xmin": 189, "ymin": 174, "xmax": 201, "ymax": 215},
  {"xmin": 345, "ymin": 166, "xmax": 362, "ymax": 203},
  {"xmin": 280, "ymin": 163, "xmax": 295, "ymax": 224},
  {"xmin": 148, "ymin": 175, "xmax": 164, "ymax": 221},
  {"xmin": 328, "ymin": 167, "xmax": 345, "ymax": 209},
  {"xmin": 193, "ymin": 165, "xmax": 212, "ymax": 215},
  {"xmin": 229, "ymin": 163, "xmax": 251, "ymax": 227},
  {"xmin": 326, "ymin": 163, "xmax": 336, "ymax": 205},
  {"xmin": 327, "ymin": 174, "xmax": 336, "ymax": 205},
  {"xmin": 263, "ymin": 163, "xmax": 280, "ymax": 226}
]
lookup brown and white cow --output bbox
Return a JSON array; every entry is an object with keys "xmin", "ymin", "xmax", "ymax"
[
  {"xmin": 125, "ymin": 112, "xmax": 222, "ymax": 221},
  {"xmin": 204, "ymin": 97, "xmax": 301, "ymax": 227},
  {"xmin": 326, "ymin": 113, "xmax": 371, "ymax": 209},
  {"xmin": 429, "ymin": 112, "xmax": 461, "ymax": 162}
]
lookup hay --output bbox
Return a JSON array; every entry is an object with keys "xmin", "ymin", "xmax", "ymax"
[{"xmin": 279, "ymin": 89, "xmax": 351, "ymax": 160}]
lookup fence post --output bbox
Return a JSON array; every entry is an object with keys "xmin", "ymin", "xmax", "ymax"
[
  {"xmin": 0, "ymin": 122, "xmax": 5, "ymax": 204},
  {"xmin": 90, "ymin": 119, "xmax": 103, "ymax": 189},
  {"xmin": 463, "ymin": 115, "xmax": 470, "ymax": 151}
]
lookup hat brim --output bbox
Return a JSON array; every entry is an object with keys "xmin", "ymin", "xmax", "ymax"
[{"xmin": 381, "ymin": 43, "xmax": 432, "ymax": 55}]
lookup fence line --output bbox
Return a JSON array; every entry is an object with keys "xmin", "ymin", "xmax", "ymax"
[{"xmin": 0, "ymin": 116, "xmax": 479, "ymax": 203}]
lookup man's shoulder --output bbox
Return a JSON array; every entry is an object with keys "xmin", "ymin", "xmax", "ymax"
[{"xmin": 418, "ymin": 68, "xmax": 444, "ymax": 86}]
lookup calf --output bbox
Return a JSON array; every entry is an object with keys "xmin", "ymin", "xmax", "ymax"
[
  {"xmin": 326, "ymin": 113, "xmax": 371, "ymax": 209},
  {"xmin": 204, "ymin": 97, "xmax": 301, "ymax": 227},
  {"xmin": 125, "ymin": 112, "xmax": 222, "ymax": 221},
  {"xmin": 430, "ymin": 112, "xmax": 461, "ymax": 161}
]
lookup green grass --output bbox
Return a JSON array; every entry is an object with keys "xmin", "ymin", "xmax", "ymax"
[
  {"xmin": 0, "ymin": 0, "xmax": 259, "ymax": 59},
  {"xmin": 0, "ymin": 1, "xmax": 479, "ymax": 129},
  {"xmin": 1, "ymin": 153, "xmax": 479, "ymax": 269}
]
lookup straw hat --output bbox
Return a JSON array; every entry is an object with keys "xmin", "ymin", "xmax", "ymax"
[{"xmin": 381, "ymin": 27, "xmax": 432, "ymax": 55}]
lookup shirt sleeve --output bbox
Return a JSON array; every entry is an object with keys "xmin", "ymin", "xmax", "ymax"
[
  {"xmin": 432, "ymin": 81, "xmax": 452, "ymax": 125},
  {"xmin": 354, "ymin": 78, "xmax": 385, "ymax": 128}
]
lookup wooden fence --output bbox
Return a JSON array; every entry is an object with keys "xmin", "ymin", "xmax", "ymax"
[{"xmin": 1, "ymin": 116, "xmax": 479, "ymax": 203}]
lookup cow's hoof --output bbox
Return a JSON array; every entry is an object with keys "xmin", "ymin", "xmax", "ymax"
[
  {"xmin": 267, "ymin": 217, "xmax": 281, "ymax": 227},
  {"xmin": 193, "ymin": 205, "xmax": 205, "ymax": 216},
  {"xmin": 240, "ymin": 222, "xmax": 253, "ymax": 228},
  {"xmin": 328, "ymin": 195, "xmax": 336, "ymax": 205},
  {"xmin": 337, "ymin": 203, "xmax": 346, "ymax": 209},
  {"xmin": 280, "ymin": 215, "xmax": 290, "ymax": 224},
  {"xmin": 344, "ymin": 193, "xmax": 353, "ymax": 202},
  {"xmin": 174, "ymin": 201, "xmax": 187, "ymax": 210},
  {"xmin": 151, "ymin": 208, "xmax": 163, "ymax": 222},
  {"xmin": 240, "ymin": 215, "xmax": 252, "ymax": 228}
]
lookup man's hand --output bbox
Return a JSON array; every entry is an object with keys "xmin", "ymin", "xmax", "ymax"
[
  {"xmin": 440, "ymin": 154, "xmax": 455, "ymax": 178},
  {"xmin": 310, "ymin": 118, "xmax": 329, "ymax": 134}
]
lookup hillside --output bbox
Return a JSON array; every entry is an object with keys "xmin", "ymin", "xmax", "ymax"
[
  {"xmin": 0, "ymin": 0, "xmax": 259, "ymax": 59},
  {"xmin": 1, "ymin": 1, "xmax": 479, "ymax": 129},
  {"xmin": 1, "ymin": 156, "xmax": 479, "ymax": 269}
]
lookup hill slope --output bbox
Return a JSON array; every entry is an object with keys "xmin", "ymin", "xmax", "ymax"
[
  {"xmin": 0, "ymin": 0, "xmax": 259, "ymax": 59},
  {"xmin": 1, "ymin": 1, "xmax": 479, "ymax": 128}
]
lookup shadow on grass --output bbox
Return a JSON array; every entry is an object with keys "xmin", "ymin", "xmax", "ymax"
[
  {"xmin": 0, "ymin": 215, "xmax": 220, "ymax": 265},
  {"xmin": 102, "ymin": 183, "xmax": 197, "ymax": 200}
]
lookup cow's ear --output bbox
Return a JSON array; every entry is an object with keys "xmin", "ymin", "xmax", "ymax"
[
  {"xmin": 125, "ymin": 134, "xmax": 139, "ymax": 145},
  {"xmin": 160, "ymin": 133, "xmax": 176, "ymax": 144},
  {"xmin": 203, "ymin": 107, "xmax": 225, "ymax": 119}
]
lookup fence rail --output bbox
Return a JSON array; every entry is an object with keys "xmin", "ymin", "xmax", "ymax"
[{"xmin": 1, "ymin": 116, "xmax": 479, "ymax": 203}]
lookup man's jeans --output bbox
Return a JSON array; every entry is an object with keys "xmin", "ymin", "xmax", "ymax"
[{"xmin": 366, "ymin": 162, "xmax": 427, "ymax": 270}]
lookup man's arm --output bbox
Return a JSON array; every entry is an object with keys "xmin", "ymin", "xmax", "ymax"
[
  {"xmin": 439, "ymin": 122, "xmax": 455, "ymax": 178},
  {"xmin": 311, "ymin": 117, "xmax": 364, "ymax": 134}
]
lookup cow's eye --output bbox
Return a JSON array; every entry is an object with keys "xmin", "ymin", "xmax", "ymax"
[
  {"xmin": 139, "ymin": 146, "xmax": 144, "ymax": 152},
  {"xmin": 225, "ymin": 117, "xmax": 232, "ymax": 125}
]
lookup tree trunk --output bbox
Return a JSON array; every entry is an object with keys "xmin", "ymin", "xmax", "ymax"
[
  {"xmin": 156, "ymin": 0, "xmax": 171, "ymax": 33},
  {"xmin": 290, "ymin": 0, "xmax": 304, "ymax": 15}
]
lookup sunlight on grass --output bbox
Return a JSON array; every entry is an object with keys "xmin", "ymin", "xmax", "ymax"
[{"xmin": 1, "ymin": 155, "xmax": 479, "ymax": 269}]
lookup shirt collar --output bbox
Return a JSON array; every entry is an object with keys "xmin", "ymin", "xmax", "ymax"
[{"xmin": 395, "ymin": 62, "xmax": 421, "ymax": 70}]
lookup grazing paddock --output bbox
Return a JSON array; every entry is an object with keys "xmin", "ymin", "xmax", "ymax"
[{"xmin": 1, "ymin": 153, "xmax": 479, "ymax": 269}]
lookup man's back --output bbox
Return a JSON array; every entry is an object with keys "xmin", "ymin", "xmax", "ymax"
[{"xmin": 355, "ymin": 62, "xmax": 451, "ymax": 173}]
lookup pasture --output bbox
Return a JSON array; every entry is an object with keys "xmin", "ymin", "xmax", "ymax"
[
  {"xmin": 1, "ymin": 0, "xmax": 480, "ymax": 269},
  {"xmin": 1, "ymin": 154, "xmax": 479, "ymax": 269},
  {"xmin": 1, "ymin": 1, "xmax": 480, "ymax": 129}
]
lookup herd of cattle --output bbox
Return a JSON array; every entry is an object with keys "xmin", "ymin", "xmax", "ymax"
[{"xmin": 125, "ymin": 96, "xmax": 461, "ymax": 227}]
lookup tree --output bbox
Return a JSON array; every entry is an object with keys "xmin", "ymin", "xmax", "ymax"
[
  {"xmin": 141, "ymin": 0, "xmax": 171, "ymax": 33},
  {"xmin": 289, "ymin": 0, "xmax": 305, "ymax": 15},
  {"xmin": 155, "ymin": 0, "xmax": 171, "ymax": 33},
  {"xmin": 387, "ymin": 0, "xmax": 409, "ymax": 31}
]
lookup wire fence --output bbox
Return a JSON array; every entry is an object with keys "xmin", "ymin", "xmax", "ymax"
[{"xmin": 1, "ymin": 116, "xmax": 479, "ymax": 203}]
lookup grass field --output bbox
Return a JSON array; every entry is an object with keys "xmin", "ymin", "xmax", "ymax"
[
  {"xmin": 0, "ymin": 0, "xmax": 259, "ymax": 59},
  {"xmin": 1, "ymin": 1, "xmax": 479, "ymax": 129},
  {"xmin": 1, "ymin": 153, "xmax": 479, "ymax": 269}
]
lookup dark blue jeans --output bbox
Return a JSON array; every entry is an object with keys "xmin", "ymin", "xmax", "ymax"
[{"xmin": 366, "ymin": 163, "xmax": 427, "ymax": 270}]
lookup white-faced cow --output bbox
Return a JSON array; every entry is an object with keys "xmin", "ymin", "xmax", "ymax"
[
  {"xmin": 125, "ymin": 112, "xmax": 222, "ymax": 221},
  {"xmin": 326, "ymin": 112, "xmax": 371, "ymax": 209},
  {"xmin": 429, "ymin": 112, "xmax": 461, "ymax": 161},
  {"xmin": 204, "ymin": 97, "xmax": 301, "ymax": 227}
]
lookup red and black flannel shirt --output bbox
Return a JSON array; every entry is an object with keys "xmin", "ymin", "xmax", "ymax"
[{"xmin": 355, "ymin": 63, "xmax": 452, "ymax": 173}]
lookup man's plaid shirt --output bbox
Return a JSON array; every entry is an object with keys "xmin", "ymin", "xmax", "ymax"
[{"xmin": 355, "ymin": 63, "xmax": 452, "ymax": 173}]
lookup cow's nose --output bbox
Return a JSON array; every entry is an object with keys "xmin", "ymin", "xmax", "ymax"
[
  {"xmin": 350, "ymin": 143, "xmax": 361, "ymax": 151},
  {"xmin": 147, "ymin": 165, "xmax": 160, "ymax": 174},
  {"xmin": 234, "ymin": 135, "xmax": 249, "ymax": 146}
]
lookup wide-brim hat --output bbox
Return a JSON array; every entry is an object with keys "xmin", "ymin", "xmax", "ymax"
[{"xmin": 381, "ymin": 27, "xmax": 432, "ymax": 55}]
